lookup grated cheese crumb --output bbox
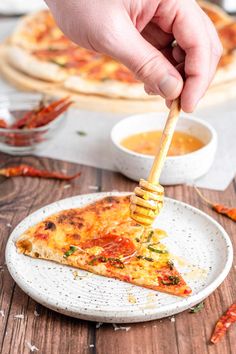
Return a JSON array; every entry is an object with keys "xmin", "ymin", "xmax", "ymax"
[
  {"xmin": 112, "ymin": 324, "xmax": 131, "ymax": 332},
  {"xmin": 0, "ymin": 310, "xmax": 5, "ymax": 317},
  {"xmin": 34, "ymin": 310, "xmax": 40, "ymax": 317},
  {"xmin": 72, "ymin": 270, "xmax": 79, "ymax": 280},
  {"xmin": 6, "ymin": 223, "xmax": 12, "ymax": 228},
  {"xmin": 89, "ymin": 344, "xmax": 95, "ymax": 348},
  {"xmin": 25, "ymin": 341, "xmax": 39, "ymax": 352},
  {"xmin": 63, "ymin": 184, "xmax": 71, "ymax": 189},
  {"xmin": 96, "ymin": 322, "xmax": 103, "ymax": 329},
  {"xmin": 127, "ymin": 294, "xmax": 137, "ymax": 304},
  {"xmin": 88, "ymin": 185, "xmax": 99, "ymax": 191},
  {"xmin": 170, "ymin": 317, "xmax": 175, "ymax": 323},
  {"xmin": 14, "ymin": 314, "xmax": 24, "ymax": 319}
]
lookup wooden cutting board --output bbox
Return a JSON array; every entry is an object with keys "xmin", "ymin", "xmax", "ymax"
[{"xmin": 0, "ymin": 44, "xmax": 236, "ymax": 114}]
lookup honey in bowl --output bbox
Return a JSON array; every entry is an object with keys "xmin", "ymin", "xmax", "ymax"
[{"xmin": 121, "ymin": 131, "xmax": 204, "ymax": 156}]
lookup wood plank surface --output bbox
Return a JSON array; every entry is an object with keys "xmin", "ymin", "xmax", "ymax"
[{"xmin": 0, "ymin": 154, "xmax": 235, "ymax": 354}]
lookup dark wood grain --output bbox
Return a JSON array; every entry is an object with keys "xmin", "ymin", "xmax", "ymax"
[{"xmin": 0, "ymin": 154, "xmax": 235, "ymax": 354}]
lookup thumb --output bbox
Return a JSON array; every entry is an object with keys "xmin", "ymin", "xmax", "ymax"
[{"xmin": 106, "ymin": 24, "xmax": 183, "ymax": 100}]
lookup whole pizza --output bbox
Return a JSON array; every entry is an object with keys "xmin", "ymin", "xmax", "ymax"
[{"xmin": 4, "ymin": 0, "xmax": 236, "ymax": 99}]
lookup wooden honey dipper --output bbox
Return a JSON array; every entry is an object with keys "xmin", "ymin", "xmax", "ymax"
[{"xmin": 130, "ymin": 98, "xmax": 181, "ymax": 226}]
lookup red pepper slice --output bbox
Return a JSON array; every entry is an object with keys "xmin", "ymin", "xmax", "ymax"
[
  {"xmin": 0, "ymin": 164, "xmax": 81, "ymax": 180},
  {"xmin": 211, "ymin": 303, "xmax": 236, "ymax": 344}
]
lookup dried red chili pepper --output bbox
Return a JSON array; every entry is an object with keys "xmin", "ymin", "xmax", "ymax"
[
  {"xmin": 0, "ymin": 164, "xmax": 81, "ymax": 180},
  {"xmin": 26, "ymin": 99, "xmax": 72, "ymax": 128},
  {"xmin": 0, "ymin": 119, "xmax": 8, "ymax": 129},
  {"xmin": 194, "ymin": 186, "xmax": 236, "ymax": 222},
  {"xmin": 211, "ymin": 303, "xmax": 236, "ymax": 344},
  {"xmin": 10, "ymin": 97, "xmax": 72, "ymax": 129}
]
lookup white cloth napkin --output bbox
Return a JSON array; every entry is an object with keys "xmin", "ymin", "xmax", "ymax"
[
  {"xmin": 0, "ymin": 0, "xmax": 47, "ymax": 15},
  {"xmin": 33, "ymin": 104, "xmax": 236, "ymax": 191}
]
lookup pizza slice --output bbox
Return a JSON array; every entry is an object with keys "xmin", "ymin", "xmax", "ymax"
[{"xmin": 16, "ymin": 195, "xmax": 191, "ymax": 297}]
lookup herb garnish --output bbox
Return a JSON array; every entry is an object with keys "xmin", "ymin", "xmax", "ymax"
[
  {"xmin": 136, "ymin": 255, "xmax": 154, "ymax": 262},
  {"xmin": 76, "ymin": 131, "xmax": 87, "ymax": 136},
  {"xmin": 146, "ymin": 230, "xmax": 154, "ymax": 243},
  {"xmin": 189, "ymin": 302, "xmax": 204, "ymax": 313},
  {"xmin": 148, "ymin": 244, "xmax": 168, "ymax": 254},
  {"xmin": 135, "ymin": 237, "xmax": 140, "ymax": 243},
  {"xmin": 89, "ymin": 256, "xmax": 125, "ymax": 269},
  {"xmin": 49, "ymin": 59, "xmax": 66, "ymax": 67},
  {"xmin": 63, "ymin": 246, "xmax": 78, "ymax": 258},
  {"xmin": 162, "ymin": 276, "xmax": 180, "ymax": 285}
]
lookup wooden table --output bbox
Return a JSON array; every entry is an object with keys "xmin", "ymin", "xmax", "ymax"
[{"xmin": 0, "ymin": 154, "xmax": 235, "ymax": 354}]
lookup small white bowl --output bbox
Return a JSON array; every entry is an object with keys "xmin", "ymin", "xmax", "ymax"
[{"xmin": 111, "ymin": 113, "xmax": 217, "ymax": 185}]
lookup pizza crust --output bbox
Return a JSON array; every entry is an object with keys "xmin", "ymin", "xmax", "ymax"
[
  {"xmin": 198, "ymin": 0, "xmax": 232, "ymax": 28},
  {"xmin": 64, "ymin": 75, "xmax": 150, "ymax": 100},
  {"xmin": 6, "ymin": 45, "xmax": 67, "ymax": 82},
  {"xmin": 212, "ymin": 51, "xmax": 236, "ymax": 86}
]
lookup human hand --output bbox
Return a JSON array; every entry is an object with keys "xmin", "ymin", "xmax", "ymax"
[{"xmin": 45, "ymin": 0, "xmax": 222, "ymax": 112}]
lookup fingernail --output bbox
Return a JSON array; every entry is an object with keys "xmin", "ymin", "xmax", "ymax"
[{"xmin": 159, "ymin": 75, "xmax": 180, "ymax": 98}]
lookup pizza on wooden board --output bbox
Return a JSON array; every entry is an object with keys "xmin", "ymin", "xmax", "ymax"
[
  {"xmin": 16, "ymin": 195, "xmax": 192, "ymax": 297},
  {"xmin": 7, "ymin": 10, "xmax": 145, "ymax": 99},
  {"xmin": 5, "ymin": 2, "xmax": 236, "ymax": 98}
]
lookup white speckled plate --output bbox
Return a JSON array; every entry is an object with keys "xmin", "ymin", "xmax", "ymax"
[{"xmin": 5, "ymin": 192, "xmax": 233, "ymax": 323}]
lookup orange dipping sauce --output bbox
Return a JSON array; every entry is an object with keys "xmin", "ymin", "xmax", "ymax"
[{"xmin": 121, "ymin": 131, "xmax": 204, "ymax": 156}]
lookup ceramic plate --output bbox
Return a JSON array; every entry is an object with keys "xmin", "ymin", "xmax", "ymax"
[{"xmin": 5, "ymin": 192, "xmax": 233, "ymax": 323}]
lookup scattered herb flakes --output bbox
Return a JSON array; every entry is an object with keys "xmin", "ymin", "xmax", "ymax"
[
  {"xmin": 63, "ymin": 246, "xmax": 78, "ymax": 258},
  {"xmin": 146, "ymin": 230, "xmax": 154, "ymax": 243},
  {"xmin": 162, "ymin": 276, "xmax": 180, "ymax": 286},
  {"xmin": 89, "ymin": 256, "xmax": 125, "ymax": 269},
  {"xmin": 189, "ymin": 302, "xmax": 204, "ymax": 313},
  {"xmin": 76, "ymin": 131, "xmax": 87, "ymax": 136},
  {"xmin": 148, "ymin": 244, "xmax": 168, "ymax": 254},
  {"xmin": 136, "ymin": 255, "xmax": 154, "ymax": 262}
]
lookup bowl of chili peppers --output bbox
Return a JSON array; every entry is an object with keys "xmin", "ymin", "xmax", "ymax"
[{"xmin": 0, "ymin": 93, "xmax": 72, "ymax": 155}]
